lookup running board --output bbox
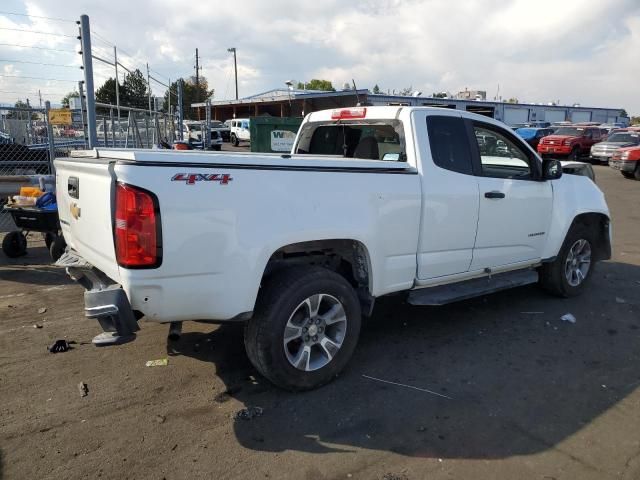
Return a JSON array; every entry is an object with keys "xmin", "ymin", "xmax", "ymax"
[{"xmin": 408, "ymin": 269, "xmax": 539, "ymax": 306}]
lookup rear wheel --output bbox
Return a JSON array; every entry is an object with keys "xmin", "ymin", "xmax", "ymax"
[
  {"xmin": 244, "ymin": 266, "xmax": 361, "ymax": 391},
  {"xmin": 231, "ymin": 134, "xmax": 239, "ymax": 147},
  {"xmin": 2, "ymin": 231, "xmax": 27, "ymax": 258},
  {"xmin": 540, "ymin": 224, "xmax": 595, "ymax": 297},
  {"xmin": 621, "ymin": 171, "xmax": 634, "ymax": 179},
  {"xmin": 49, "ymin": 235, "xmax": 67, "ymax": 261}
]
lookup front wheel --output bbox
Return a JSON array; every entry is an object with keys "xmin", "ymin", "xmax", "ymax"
[
  {"xmin": 244, "ymin": 266, "xmax": 362, "ymax": 391},
  {"xmin": 539, "ymin": 224, "xmax": 596, "ymax": 297},
  {"xmin": 568, "ymin": 147, "xmax": 580, "ymax": 161},
  {"xmin": 2, "ymin": 231, "xmax": 27, "ymax": 258}
]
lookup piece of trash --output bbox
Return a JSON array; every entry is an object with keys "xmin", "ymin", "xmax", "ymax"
[
  {"xmin": 234, "ymin": 406, "xmax": 263, "ymax": 420},
  {"xmin": 560, "ymin": 313, "xmax": 576, "ymax": 324},
  {"xmin": 145, "ymin": 358, "xmax": 168, "ymax": 367},
  {"xmin": 602, "ymin": 384, "xmax": 607, "ymax": 389},
  {"xmin": 78, "ymin": 382, "xmax": 88, "ymax": 397},
  {"xmin": 154, "ymin": 415, "xmax": 166, "ymax": 424},
  {"xmin": 37, "ymin": 307, "xmax": 47, "ymax": 314},
  {"xmin": 48, "ymin": 339, "xmax": 70, "ymax": 353},
  {"xmin": 615, "ymin": 297, "xmax": 626, "ymax": 304},
  {"xmin": 171, "ymin": 444, "xmax": 178, "ymax": 451},
  {"xmin": 362, "ymin": 374, "xmax": 453, "ymax": 399},
  {"xmin": 33, "ymin": 324, "xmax": 42, "ymax": 329}
]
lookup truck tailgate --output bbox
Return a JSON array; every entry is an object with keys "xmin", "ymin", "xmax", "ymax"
[{"xmin": 55, "ymin": 157, "xmax": 121, "ymax": 282}]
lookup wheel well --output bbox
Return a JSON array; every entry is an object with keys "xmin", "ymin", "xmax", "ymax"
[
  {"xmin": 570, "ymin": 213, "xmax": 611, "ymax": 261},
  {"xmin": 262, "ymin": 239, "xmax": 374, "ymax": 313}
]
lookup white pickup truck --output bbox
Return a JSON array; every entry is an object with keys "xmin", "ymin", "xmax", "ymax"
[{"xmin": 55, "ymin": 106, "xmax": 611, "ymax": 391}]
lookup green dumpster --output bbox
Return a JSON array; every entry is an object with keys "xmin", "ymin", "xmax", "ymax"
[{"xmin": 249, "ymin": 116, "xmax": 303, "ymax": 153}]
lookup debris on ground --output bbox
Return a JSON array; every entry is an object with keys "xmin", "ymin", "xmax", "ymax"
[
  {"xmin": 154, "ymin": 415, "xmax": 166, "ymax": 424},
  {"xmin": 382, "ymin": 473, "xmax": 409, "ymax": 480},
  {"xmin": 615, "ymin": 297, "xmax": 626, "ymax": 304},
  {"xmin": 560, "ymin": 313, "xmax": 577, "ymax": 324},
  {"xmin": 33, "ymin": 324, "xmax": 42, "ymax": 329},
  {"xmin": 37, "ymin": 307, "xmax": 47, "ymax": 314},
  {"xmin": 78, "ymin": 382, "xmax": 88, "ymax": 397},
  {"xmin": 214, "ymin": 385, "xmax": 242, "ymax": 403},
  {"xmin": 362, "ymin": 374, "xmax": 453, "ymax": 400},
  {"xmin": 48, "ymin": 339, "xmax": 70, "ymax": 353},
  {"xmin": 234, "ymin": 406, "xmax": 263, "ymax": 420},
  {"xmin": 145, "ymin": 358, "xmax": 168, "ymax": 367}
]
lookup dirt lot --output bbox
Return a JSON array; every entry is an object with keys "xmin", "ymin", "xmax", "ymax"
[{"xmin": 1, "ymin": 166, "xmax": 639, "ymax": 480}]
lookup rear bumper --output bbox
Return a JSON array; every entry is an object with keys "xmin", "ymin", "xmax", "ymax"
[{"xmin": 56, "ymin": 250, "xmax": 139, "ymax": 338}]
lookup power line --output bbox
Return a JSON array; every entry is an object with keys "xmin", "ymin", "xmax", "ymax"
[
  {"xmin": 0, "ymin": 59, "xmax": 79, "ymax": 68},
  {"xmin": 0, "ymin": 27, "xmax": 76, "ymax": 37},
  {"xmin": 0, "ymin": 74, "xmax": 79, "ymax": 82},
  {"xmin": 0, "ymin": 10, "xmax": 75, "ymax": 23},
  {"xmin": 0, "ymin": 42, "xmax": 76, "ymax": 53},
  {"xmin": 0, "ymin": 89, "xmax": 70, "ymax": 95}
]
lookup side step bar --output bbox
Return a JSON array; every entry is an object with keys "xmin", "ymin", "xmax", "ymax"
[{"xmin": 408, "ymin": 269, "xmax": 539, "ymax": 306}]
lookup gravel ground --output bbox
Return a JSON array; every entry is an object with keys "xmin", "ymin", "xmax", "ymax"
[{"xmin": 0, "ymin": 165, "xmax": 639, "ymax": 480}]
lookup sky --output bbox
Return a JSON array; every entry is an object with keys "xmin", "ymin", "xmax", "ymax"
[{"xmin": 1, "ymin": 0, "xmax": 639, "ymax": 114}]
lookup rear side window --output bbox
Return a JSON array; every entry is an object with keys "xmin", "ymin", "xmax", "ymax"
[{"xmin": 426, "ymin": 116, "xmax": 473, "ymax": 175}]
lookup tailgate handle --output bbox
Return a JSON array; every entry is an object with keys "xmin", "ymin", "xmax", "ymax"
[
  {"xmin": 68, "ymin": 176, "xmax": 79, "ymax": 199},
  {"xmin": 484, "ymin": 191, "xmax": 505, "ymax": 199}
]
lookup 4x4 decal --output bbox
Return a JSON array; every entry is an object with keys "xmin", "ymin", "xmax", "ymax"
[{"xmin": 171, "ymin": 173, "xmax": 233, "ymax": 185}]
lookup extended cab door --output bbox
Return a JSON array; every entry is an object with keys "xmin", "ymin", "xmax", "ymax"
[
  {"xmin": 414, "ymin": 111, "xmax": 480, "ymax": 279},
  {"xmin": 469, "ymin": 120, "xmax": 553, "ymax": 270}
]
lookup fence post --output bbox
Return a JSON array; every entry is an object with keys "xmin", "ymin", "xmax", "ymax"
[
  {"xmin": 45, "ymin": 101, "xmax": 56, "ymax": 174},
  {"xmin": 204, "ymin": 99, "xmax": 211, "ymax": 149},
  {"xmin": 177, "ymin": 78, "xmax": 184, "ymax": 141},
  {"xmin": 79, "ymin": 14, "xmax": 97, "ymax": 149}
]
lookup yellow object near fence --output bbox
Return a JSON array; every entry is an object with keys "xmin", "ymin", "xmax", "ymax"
[{"xmin": 48, "ymin": 109, "xmax": 73, "ymax": 125}]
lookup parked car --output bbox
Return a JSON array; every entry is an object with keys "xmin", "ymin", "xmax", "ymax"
[
  {"xmin": 55, "ymin": 106, "xmax": 611, "ymax": 391},
  {"xmin": 590, "ymin": 130, "xmax": 640, "ymax": 164},
  {"xmin": 537, "ymin": 126, "xmax": 603, "ymax": 160},
  {"xmin": 227, "ymin": 118, "xmax": 250, "ymax": 146},
  {"xmin": 210, "ymin": 120, "xmax": 231, "ymax": 142},
  {"xmin": 180, "ymin": 121, "xmax": 222, "ymax": 150},
  {"xmin": 515, "ymin": 127, "xmax": 554, "ymax": 149},
  {"xmin": 610, "ymin": 145, "xmax": 640, "ymax": 180}
]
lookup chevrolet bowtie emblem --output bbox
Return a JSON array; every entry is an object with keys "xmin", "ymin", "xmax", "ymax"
[{"xmin": 70, "ymin": 202, "xmax": 81, "ymax": 220}]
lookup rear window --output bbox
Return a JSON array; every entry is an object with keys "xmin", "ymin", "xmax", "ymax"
[{"xmin": 295, "ymin": 120, "xmax": 406, "ymax": 161}]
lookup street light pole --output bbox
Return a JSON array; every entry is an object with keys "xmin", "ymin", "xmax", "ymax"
[{"xmin": 227, "ymin": 47, "xmax": 238, "ymax": 100}]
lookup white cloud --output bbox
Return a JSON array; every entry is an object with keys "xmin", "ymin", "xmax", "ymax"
[{"xmin": 1, "ymin": 0, "xmax": 638, "ymax": 113}]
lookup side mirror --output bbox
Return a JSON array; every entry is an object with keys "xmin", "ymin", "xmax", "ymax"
[{"xmin": 543, "ymin": 158, "xmax": 563, "ymax": 180}]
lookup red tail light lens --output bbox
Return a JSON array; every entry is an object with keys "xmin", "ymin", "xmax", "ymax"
[
  {"xmin": 331, "ymin": 107, "xmax": 367, "ymax": 120},
  {"xmin": 114, "ymin": 183, "xmax": 161, "ymax": 268}
]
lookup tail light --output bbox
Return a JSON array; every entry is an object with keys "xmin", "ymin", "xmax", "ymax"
[{"xmin": 114, "ymin": 182, "xmax": 161, "ymax": 268}]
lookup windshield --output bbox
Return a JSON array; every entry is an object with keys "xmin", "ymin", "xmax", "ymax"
[
  {"xmin": 295, "ymin": 119, "xmax": 406, "ymax": 161},
  {"xmin": 553, "ymin": 127, "xmax": 585, "ymax": 136},
  {"xmin": 515, "ymin": 128, "xmax": 537, "ymax": 140},
  {"xmin": 607, "ymin": 132, "xmax": 640, "ymax": 143}
]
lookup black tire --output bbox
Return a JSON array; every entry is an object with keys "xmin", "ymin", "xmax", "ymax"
[
  {"xmin": 621, "ymin": 171, "xmax": 634, "ymax": 179},
  {"xmin": 49, "ymin": 235, "xmax": 67, "ymax": 261},
  {"xmin": 635, "ymin": 163, "xmax": 640, "ymax": 181},
  {"xmin": 2, "ymin": 231, "xmax": 27, "ymax": 258},
  {"xmin": 539, "ymin": 224, "xmax": 596, "ymax": 297},
  {"xmin": 244, "ymin": 266, "xmax": 362, "ymax": 391},
  {"xmin": 231, "ymin": 134, "xmax": 239, "ymax": 147},
  {"xmin": 568, "ymin": 147, "xmax": 580, "ymax": 161},
  {"xmin": 214, "ymin": 144, "xmax": 221, "ymax": 151},
  {"xmin": 44, "ymin": 232, "xmax": 55, "ymax": 249}
]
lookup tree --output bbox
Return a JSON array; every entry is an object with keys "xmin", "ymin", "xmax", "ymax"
[
  {"xmin": 122, "ymin": 69, "xmax": 150, "ymax": 110},
  {"xmin": 7, "ymin": 100, "xmax": 37, "ymax": 119},
  {"xmin": 61, "ymin": 91, "xmax": 80, "ymax": 107},
  {"xmin": 95, "ymin": 78, "xmax": 118, "ymax": 106},
  {"xmin": 398, "ymin": 86, "xmax": 413, "ymax": 96},
  {"xmin": 630, "ymin": 116, "xmax": 640, "ymax": 125},
  {"xmin": 372, "ymin": 84, "xmax": 381, "ymax": 94},
  {"xmin": 296, "ymin": 79, "xmax": 335, "ymax": 91},
  {"xmin": 163, "ymin": 77, "xmax": 213, "ymax": 119},
  {"xmin": 620, "ymin": 109, "xmax": 628, "ymax": 118},
  {"xmin": 507, "ymin": 97, "xmax": 519, "ymax": 103}
]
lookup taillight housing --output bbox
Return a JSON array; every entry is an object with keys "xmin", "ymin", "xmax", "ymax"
[
  {"xmin": 331, "ymin": 107, "xmax": 367, "ymax": 120},
  {"xmin": 114, "ymin": 182, "xmax": 162, "ymax": 268}
]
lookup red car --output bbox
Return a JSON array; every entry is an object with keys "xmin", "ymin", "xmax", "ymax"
[
  {"xmin": 610, "ymin": 145, "xmax": 640, "ymax": 180},
  {"xmin": 537, "ymin": 126, "xmax": 603, "ymax": 160}
]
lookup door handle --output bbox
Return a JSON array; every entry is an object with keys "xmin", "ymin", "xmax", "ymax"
[{"xmin": 484, "ymin": 191, "xmax": 505, "ymax": 199}]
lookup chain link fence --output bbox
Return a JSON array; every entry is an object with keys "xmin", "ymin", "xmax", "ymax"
[
  {"xmin": 95, "ymin": 104, "xmax": 176, "ymax": 148},
  {"xmin": 0, "ymin": 105, "xmax": 84, "ymax": 233}
]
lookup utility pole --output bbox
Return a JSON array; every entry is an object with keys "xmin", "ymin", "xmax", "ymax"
[
  {"xmin": 146, "ymin": 62, "xmax": 152, "ymax": 118},
  {"xmin": 227, "ymin": 47, "xmax": 238, "ymax": 100},
  {"xmin": 38, "ymin": 90, "xmax": 42, "ymax": 108},
  {"xmin": 114, "ymin": 46, "xmax": 121, "ymax": 129},
  {"xmin": 177, "ymin": 78, "xmax": 184, "ymax": 141},
  {"xmin": 79, "ymin": 14, "xmax": 97, "ymax": 149},
  {"xmin": 194, "ymin": 48, "xmax": 201, "ymax": 87}
]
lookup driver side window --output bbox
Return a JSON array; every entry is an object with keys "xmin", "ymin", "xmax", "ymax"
[{"xmin": 472, "ymin": 124, "xmax": 532, "ymax": 179}]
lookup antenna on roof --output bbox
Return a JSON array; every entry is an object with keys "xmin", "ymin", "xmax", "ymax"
[{"xmin": 352, "ymin": 79, "xmax": 361, "ymax": 106}]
